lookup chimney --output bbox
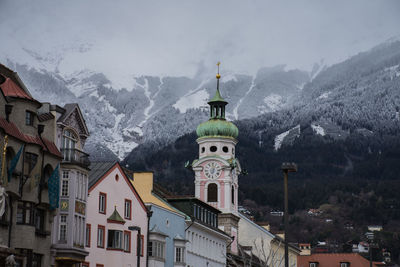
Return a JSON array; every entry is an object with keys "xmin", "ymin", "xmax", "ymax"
[{"xmin": 5, "ymin": 104, "xmax": 13, "ymax": 122}]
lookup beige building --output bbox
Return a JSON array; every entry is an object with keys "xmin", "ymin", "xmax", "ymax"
[{"xmin": 0, "ymin": 64, "xmax": 62, "ymax": 266}]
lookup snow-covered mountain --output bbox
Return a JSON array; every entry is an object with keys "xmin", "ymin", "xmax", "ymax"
[{"xmin": 0, "ymin": 42, "xmax": 309, "ymax": 159}]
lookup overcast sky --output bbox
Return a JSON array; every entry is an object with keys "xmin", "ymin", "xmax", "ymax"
[{"xmin": 1, "ymin": 0, "xmax": 400, "ymax": 79}]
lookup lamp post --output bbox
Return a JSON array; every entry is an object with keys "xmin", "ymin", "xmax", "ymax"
[
  {"xmin": 366, "ymin": 232, "xmax": 374, "ymax": 267},
  {"xmin": 129, "ymin": 226, "xmax": 142, "ymax": 267},
  {"xmin": 281, "ymin": 162, "xmax": 297, "ymax": 267}
]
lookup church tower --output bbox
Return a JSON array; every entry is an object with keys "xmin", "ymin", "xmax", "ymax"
[{"xmin": 192, "ymin": 63, "xmax": 241, "ymax": 214}]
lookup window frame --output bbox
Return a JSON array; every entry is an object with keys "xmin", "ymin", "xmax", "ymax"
[
  {"xmin": 34, "ymin": 208, "xmax": 45, "ymax": 232},
  {"xmin": 207, "ymin": 183, "xmax": 218, "ymax": 202},
  {"xmin": 25, "ymin": 110, "xmax": 34, "ymax": 126},
  {"xmin": 16, "ymin": 201, "xmax": 34, "ymax": 225},
  {"xmin": 124, "ymin": 199, "xmax": 132, "ymax": 220},
  {"xmin": 98, "ymin": 192, "xmax": 107, "ymax": 214},
  {"xmin": 148, "ymin": 240, "xmax": 165, "ymax": 260},
  {"xmin": 97, "ymin": 225, "xmax": 105, "ymax": 248},
  {"xmin": 124, "ymin": 230, "xmax": 131, "ymax": 253},
  {"xmin": 86, "ymin": 224, "xmax": 91, "ymax": 247},
  {"xmin": 175, "ymin": 246, "xmax": 185, "ymax": 264},
  {"xmin": 61, "ymin": 171, "xmax": 69, "ymax": 197},
  {"xmin": 107, "ymin": 229, "xmax": 123, "ymax": 250}
]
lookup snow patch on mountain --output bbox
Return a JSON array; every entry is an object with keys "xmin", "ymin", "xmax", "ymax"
[
  {"xmin": 108, "ymin": 113, "xmax": 138, "ymax": 159},
  {"xmin": 274, "ymin": 125, "xmax": 301, "ymax": 151},
  {"xmin": 221, "ymin": 73, "xmax": 237, "ymax": 83},
  {"xmin": 317, "ymin": 91, "xmax": 331, "ymax": 100},
  {"xmin": 264, "ymin": 94, "xmax": 284, "ymax": 111},
  {"xmin": 384, "ymin": 64, "xmax": 400, "ymax": 79},
  {"xmin": 173, "ymin": 89, "xmax": 209, "ymax": 113},
  {"xmin": 233, "ymin": 76, "xmax": 255, "ymax": 120},
  {"xmin": 311, "ymin": 124, "xmax": 326, "ymax": 136}
]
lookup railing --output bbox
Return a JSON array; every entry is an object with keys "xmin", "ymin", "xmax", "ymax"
[{"xmin": 61, "ymin": 148, "xmax": 90, "ymax": 168}]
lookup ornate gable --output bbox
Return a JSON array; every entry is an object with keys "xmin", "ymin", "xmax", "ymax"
[{"xmin": 63, "ymin": 106, "xmax": 89, "ymax": 138}]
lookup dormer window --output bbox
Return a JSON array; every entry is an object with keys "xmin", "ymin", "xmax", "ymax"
[
  {"xmin": 340, "ymin": 262, "xmax": 350, "ymax": 267},
  {"xmin": 25, "ymin": 111, "xmax": 34, "ymax": 126},
  {"xmin": 309, "ymin": 262, "xmax": 318, "ymax": 267}
]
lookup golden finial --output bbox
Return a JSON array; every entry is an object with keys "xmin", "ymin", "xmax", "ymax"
[{"xmin": 216, "ymin": 62, "xmax": 221, "ymax": 79}]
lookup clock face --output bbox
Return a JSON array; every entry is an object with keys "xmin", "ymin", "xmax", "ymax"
[{"xmin": 204, "ymin": 162, "xmax": 222, "ymax": 179}]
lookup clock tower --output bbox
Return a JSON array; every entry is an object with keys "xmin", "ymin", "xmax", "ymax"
[{"xmin": 192, "ymin": 63, "xmax": 241, "ymax": 215}]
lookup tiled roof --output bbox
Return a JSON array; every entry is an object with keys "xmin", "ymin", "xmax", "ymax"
[
  {"xmin": 0, "ymin": 75, "xmax": 33, "ymax": 101},
  {"xmin": 88, "ymin": 161, "xmax": 118, "ymax": 188},
  {"xmin": 0, "ymin": 117, "xmax": 62, "ymax": 158},
  {"xmin": 107, "ymin": 206, "xmax": 125, "ymax": 224},
  {"xmin": 298, "ymin": 253, "xmax": 384, "ymax": 267},
  {"xmin": 38, "ymin": 112, "xmax": 55, "ymax": 122}
]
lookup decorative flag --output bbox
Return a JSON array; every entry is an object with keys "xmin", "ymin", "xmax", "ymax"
[
  {"xmin": 48, "ymin": 164, "xmax": 60, "ymax": 210},
  {"xmin": 7, "ymin": 145, "xmax": 24, "ymax": 182}
]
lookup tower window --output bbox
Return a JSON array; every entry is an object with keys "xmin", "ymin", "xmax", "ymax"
[
  {"xmin": 207, "ymin": 183, "xmax": 218, "ymax": 202},
  {"xmin": 201, "ymin": 147, "xmax": 205, "ymax": 153},
  {"xmin": 210, "ymin": 146, "xmax": 217, "ymax": 152},
  {"xmin": 223, "ymin": 146, "xmax": 229, "ymax": 153},
  {"xmin": 231, "ymin": 185, "xmax": 235, "ymax": 204}
]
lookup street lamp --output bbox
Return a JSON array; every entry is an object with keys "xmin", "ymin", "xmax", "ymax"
[
  {"xmin": 365, "ymin": 232, "xmax": 374, "ymax": 267},
  {"xmin": 281, "ymin": 162, "xmax": 297, "ymax": 267},
  {"xmin": 129, "ymin": 226, "xmax": 142, "ymax": 267}
]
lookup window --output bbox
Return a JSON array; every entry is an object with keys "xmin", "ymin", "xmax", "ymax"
[
  {"xmin": 59, "ymin": 215, "xmax": 67, "ymax": 242},
  {"xmin": 140, "ymin": 235, "xmax": 144, "ymax": 256},
  {"xmin": 25, "ymin": 153, "xmax": 38, "ymax": 173},
  {"xmin": 201, "ymin": 147, "xmax": 205, "ymax": 153},
  {"xmin": 231, "ymin": 185, "xmax": 235, "ymax": 204},
  {"xmin": 175, "ymin": 247, "xmax": 185, "ymax": 263},
  {"xmin": 61, "ymin": 171, "xmax": 69, "ymax": 197},
  {"xmin": 340, "ymin": 263, "xmax": 349, "ymax": 267},
  {"xmin": 309, "ymin": 263, "xmax": 318, "ymax": 267},
  {"xmin": 124, "ymin": 199, "xmax": 132, "ymax": 219},
  {"xmin": 148, "ymin": 241, "xmax": 165, "ymax": 260},
  {"xmin": 32, "ymin": 253, "xmax": 42, "ymax": 267},
  {"xmin": 25, "ymin": 111, "xmax": 34, "ymax": 126},
  {"xmin": 210, "ymin": 146, "xmax": 217, "ymax": 152},
  {"xmin": 207, "ymin": 183, "xmax": 218, "ymax": 202},
  {"xmin": 16, "ymin": 201, "xmax": 33, "ymax": 225},
  {"xmin": 124, "ymin": 231, "xmax": 131, "ymax": 252},
  {"xmin": 86, "ymin": 224, "xmax": 91, "ymax": 247},
  {"xmin": 107, "ymin": 230, "xmax": 123, "ymax": 249},
  {"xmin": 96, "ymin": 265, "xmax": 104, "ymax": 267},
  {"xmin": 82, "ymin": 262, "xmax": 90, "ymax": 267},
  {"xmin": 99, "ymin": 192, "xmax": 106, "ymax": 214},
  {"xmin": 34, "ymin": 209, "xmax": 45, "ymax": 232},
  {"xmin": 97, "ymin": 225, "xmax": 105, "ymax": 248},
  {"xmin": 222, "ymin": 146, "xmax": 229, "ymax": 153}
]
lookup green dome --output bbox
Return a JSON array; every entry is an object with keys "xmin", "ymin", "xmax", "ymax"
[{"xmin": 196, "ymin": 119, "xmax": 239, "ymax": 139}]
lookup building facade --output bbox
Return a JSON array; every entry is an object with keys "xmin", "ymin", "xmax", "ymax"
[
  {"xmin": 131, "ymin": 172, "xmax": 188, "ymax": 267},
  {"xmin": 0, "ymin": 64, "xmax": 62, "ymax": 266},
  {"xmin": 167, "ymin": 197, "xmax": 232, "ymax": 267},
  {"xmin": 47, "ymin": 103, "xmax": 90, "ymax": 267},
  {"xmin": 86, "ymin": 162, "xmax": 149, "ymax": 267}
]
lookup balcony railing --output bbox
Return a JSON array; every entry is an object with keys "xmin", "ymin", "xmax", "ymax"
[{"xmin": 61, "ymin": 148, "xmax": 90, "ymax": 168}]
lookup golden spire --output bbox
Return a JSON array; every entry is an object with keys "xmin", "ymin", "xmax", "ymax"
[{"xmin": 216, "ymin": 62, "xmax": 221, "ymax": 79}]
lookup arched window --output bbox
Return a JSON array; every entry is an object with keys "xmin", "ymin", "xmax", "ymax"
[
  {"xmin": 207, "ymin": 183, "xmax": 218, "ymax": 202},
  {"xmin": 231, "ymin": 185, "xmax": 235, "ymax": 204}
]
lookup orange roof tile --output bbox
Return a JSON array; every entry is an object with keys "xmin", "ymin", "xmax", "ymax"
[
  {"xmin": 0, "ymin": 76, "xmax": 33, "ymax": 100},
  {"xmin": 298, "ymin": 253, "xmax": 384, "ymax": 267},
  {"xmin": 0, "ymin": 117, "xmax": 62, "ymax": 158}
]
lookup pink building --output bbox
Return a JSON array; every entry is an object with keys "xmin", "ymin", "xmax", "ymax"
[{"xmin": 85, "ymin": 161, "xmax": 149, "ymax": 267}]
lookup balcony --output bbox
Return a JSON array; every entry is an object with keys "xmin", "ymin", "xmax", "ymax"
[{"xmin": 61, "ymin": 148, "xmax": 90, "ymax": 169}]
